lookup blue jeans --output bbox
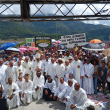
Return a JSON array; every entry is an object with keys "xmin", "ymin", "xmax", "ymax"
[{"xmin": 93, "ymin": 74, "xmax": 98, "ymax": 93}]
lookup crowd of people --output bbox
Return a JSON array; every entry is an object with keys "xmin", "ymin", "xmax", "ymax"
[{"xmin": 0, "ymin": 45, "xmax": 110, "ymax": 110}]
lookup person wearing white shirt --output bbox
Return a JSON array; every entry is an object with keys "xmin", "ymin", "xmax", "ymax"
[
  {"xmin": 69, "ymin": 55, "xmax": 84, "ymax": 87},
  {"xmin": 64, "ymin": 60, "xmax": 71, "ymax": 82},
  {"xmin": 45, "ymin": 58, "xmax": 57, "ymax": 80},
  {"xmin": 16, "ymin": 76, "xmax": 25, "ymax": 97},
  {"xmin": 0, "ymin": 59, "xmax": 7, "ymax": 87},
  {"xmin": 21, "ymin": 75, "xmax": 33, "ymax": 104},
  {"xmin": 31, "ymin": 52, "xmax": 43, "ymax": 78},
  {"xmin": 15, "ymin": 61, "xmax": 25, "ymax": 80},
  {"xmin": 4, "ymin": 78, "xmax": 20, "ymax": 109},
  {"xmin": 68, "ymin": 73, "xmax": 77, "ymax": 86},
  {"xmin": 55, "ymin": 58, "xmax": 65, "ymax": 86},
  {"xmin": 42, "ymin": 55, "xmax": 50, "ymax": 81},
  {"xmin": 33, "ymin": 71, "xmax": 44, "ymax": 100},
  {"xmin": 43, "ymin": 75, "xmax": 56, "ymax": 101},
  {"xmin": 65, "ymin": 83, "xmax": 95, "ymax": 110},
  {"xmin": 83, "ymin": 58, "xmax": 94, "ymax": 94},
  {"xmin": 57, "ymin": 79, "xmax": 74, "ymax": 104},
  {"xmin": 53, "ymin": 77, "xmax": 68, "ymax": 101},
  {"xmin": 5, "ymin": 61, "xmax": 17, "ymax": 83},
  {"xmin": 22, "ymin": 57, "xmax": 33, "ymax": 80}
]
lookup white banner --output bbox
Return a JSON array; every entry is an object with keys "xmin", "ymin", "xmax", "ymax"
[{"xmin": 61, "ymin": 33, "xmax": 86, "ymax": 48}]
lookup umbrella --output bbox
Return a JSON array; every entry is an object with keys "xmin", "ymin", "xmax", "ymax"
[
  {"xmin": 89, "ymin": 39, "xmax": 102, "ymax": 43},
  {"xmin": 56, "ymin": 41, "xmax": 61, "ymax": 43},
  {"xmin": 0, "ymin": 42, "xmax": 16, "ymax": 50},
  {"xmin": 102, "ymin": 48, "xmax": 110, "ymax": 56},
  {"xmin": 6, "ymin": 47, "xmax": 20, "ymax": 52},
  {"xmin": 19, "ymin": 46, "xmax": 27, "ymax": 48},
  {"xmin": 52, "ymin": 39, "xmax": 56, "ymax": 43},
  {"xmin": 13, "ymin": 41, "xmax": 21, "ymax": 44},
  {"xmin": 82, "ymin": 43, "xmax": 104, "ymax": 51},
  {"xmin": 28, "ymin": 47, "xmax": 38, "ymax": 50},
  {"xmin": 19, "ymin": 48, "xmax": 28, "ymax": 52}
]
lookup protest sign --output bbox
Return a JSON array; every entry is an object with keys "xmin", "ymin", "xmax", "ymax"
[
  {"xmin": 35, "ymin": 37, "xmax": 51, "ymax": 48},
  {"xmin": 61, "ymin": 33, "xmax": 86, "ymax": 48}
]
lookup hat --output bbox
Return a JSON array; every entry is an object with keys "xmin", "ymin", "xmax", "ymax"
[
  {"xmin": 35, "ymin": 52, "xmax": 40, "ymax": 59},
  {"xmin": 68, "ymin": 56, "xmax": 73, "ymax": 60}
]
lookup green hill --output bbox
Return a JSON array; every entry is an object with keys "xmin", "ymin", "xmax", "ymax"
[{"xmin": 0, "ymin": 21, "xmax": 109, "ymax": 41}]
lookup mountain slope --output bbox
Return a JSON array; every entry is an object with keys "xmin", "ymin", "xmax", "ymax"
[{"xmin": 0, "ymin": 21, "xmax": 109, "ymax": 41}]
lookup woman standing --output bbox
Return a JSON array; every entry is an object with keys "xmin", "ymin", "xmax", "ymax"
[{"xmin": 92, "ymin": 59, "xmax": 99, "ymax": 94}]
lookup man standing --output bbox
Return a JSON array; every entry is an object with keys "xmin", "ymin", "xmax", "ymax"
[
  {"xmin": 5, "ymin": 61, "xmax": 17, "ymax": 83},
  {"xmin": 43, "ymin": 75, "xmax": 56, "ymax": 101},
  {"xmin": 45, "ymin": 58, "xmax": 57, "ymax": 80},
  {"xmin": 65, "ymin": 83, "xmax": 94, "ymax": 110},
  {"xmin": 69, "ymin": 55, "xmax": 84, "ymax": 87},
  {"xmin": 15, "ymin": 61, "xmax": 24, "ymax": 80},
  {"xmin": 4, "ymin": 78, "xmax": 20, "ymax": 109},
  {"xmin": 42, "ymin": 55, "xmax": 50, "ymax": 81},
  {"xmin": 0, "ymin": 59, "xmax": 7, "ymax": 87},
  {"xmin": 83, "ymin": 58, "xmax": 94, "ymax": 94},
  {"xmin": 55, "ymin": 58, "xmax": 65, "ymax": 86},
  {"xmin": 64, "ymin": 60, "xmax": 71, "ymax": 82},
  {"xmin": 31, "ymin": 52, "xmax": 43, "ymax": 78},
  {"xmin": 33, "ymin": 71, "xmax": 44, "ymax": 100},
  {"xmin": 21, "ymin": 75, "xmax": 33, "ymax": 104},
  {"xmin": 53, "ymin": 77, "xmax": 68, "ymax": 101},
  {"xmin": 22, "ymin": 57, "xmax": 32, "ymax": 80}
]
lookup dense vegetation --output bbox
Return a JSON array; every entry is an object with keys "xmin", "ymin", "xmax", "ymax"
[{"xmin": 0, "ymin": 21, "xmax": 109, "ymax": 41}]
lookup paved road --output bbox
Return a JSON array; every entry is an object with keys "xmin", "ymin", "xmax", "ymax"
[{"xmin": 12, "ymin": 99, "xmax": 66, "ymax": 110}]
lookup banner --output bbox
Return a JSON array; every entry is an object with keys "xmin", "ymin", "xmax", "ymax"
[
  {"xmin": 26, "ymin": 38, "xmax": 35, "ymax": 47},
  {"xmin": 35, "ymin": 37, "xmax": 51, "ymax": 48},
  {"xmin": 61, "ymin": 33, "xmax": 86, "ymax": 48}
]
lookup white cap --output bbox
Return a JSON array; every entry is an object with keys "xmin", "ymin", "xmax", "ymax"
[{"xmin": 35, "ymin": 52, "xmax": 41, "ymax": 59}]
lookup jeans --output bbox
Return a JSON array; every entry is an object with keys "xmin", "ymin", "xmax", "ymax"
[{"xmin": 93, "ymin": 74, "xmax": 98, "ymax": 93}]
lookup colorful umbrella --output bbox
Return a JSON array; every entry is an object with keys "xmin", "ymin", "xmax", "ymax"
[
  {"xmin": 0, "ymin": 42, "xmax": 16, "ymax": 50},
  {"xmin": 82, "ymin": 43, "xmax": 104, "ymax": 51},
  {"xmin": 28, "ymin": 47, "xmax": 38, "ymax": 50},
  {"xmin": 19, "ymin": 48, "xmax": 28, "ymax": 52},
  {"xmin": 56, "ymin": 41, "xmax": 61, "ymax": 43},
  {"xmin": 19, "ymin": 46, "xmax": 27, "ymax": 48},
  {"xmin": 6, "ymin": 47, "xmax": 20, "ymax": 52},
  {"xmin": 89, "ymin": 39, "xmax": 102, "ymax": 43}
]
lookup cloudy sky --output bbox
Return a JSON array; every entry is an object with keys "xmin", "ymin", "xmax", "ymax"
[{"xmin": 0, "ymin": 3, "xmax": 110, "ymax": 26}]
